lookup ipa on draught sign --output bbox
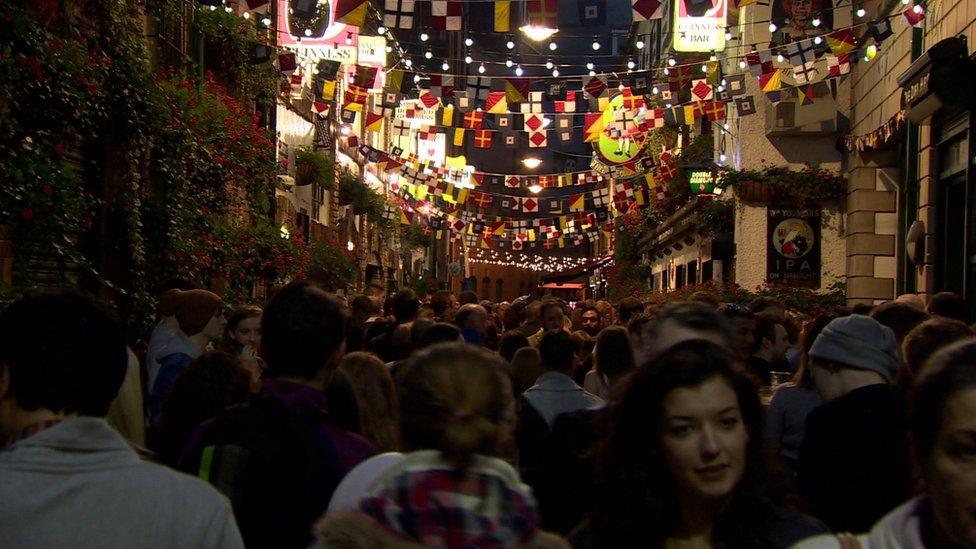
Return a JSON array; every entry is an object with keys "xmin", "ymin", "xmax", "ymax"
[{"xmin": 673, "ymin": 0, "xmax": 728, "ymax": 52}]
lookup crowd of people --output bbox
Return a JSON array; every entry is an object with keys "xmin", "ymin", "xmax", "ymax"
[{"xmin": 1, "ymin": 281, "xmax": 975, "ymax": 548}]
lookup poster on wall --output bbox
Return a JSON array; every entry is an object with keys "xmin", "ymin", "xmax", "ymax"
[
  {"xmin": 766, "ymin": 208, "xmax": 821, "ymax": 288},
  {"xmin": 278, "ymin": 0, "xmax": 359, "ymax": 48},
  {"xmin": 673, "ymin": 0, "xmax": 728, "ymax": 52},
  {"xmin": 772, "ymin": 0, "xmax": 833, "ymax": 37}
]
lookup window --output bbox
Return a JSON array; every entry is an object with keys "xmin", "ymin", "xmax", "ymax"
[
  {"xmin": 495, "ymin": 279, "xmax": 504, "ymax": 302},
  {"xmin": 687, "ymin": 260, "xmax": 698, "ymax": 285},
  {"xmin": 469, "ymin": 276, "xmax": 477, "ymax": 294},
  {"xmin": 481, "ymin": 277, "xmax": 490, "ymax": 300},
  {"xmin": 676, "ymin": 264, "xmax": 686, "ymax": 289}
]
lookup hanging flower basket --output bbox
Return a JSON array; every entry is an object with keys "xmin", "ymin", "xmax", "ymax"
[{"xmin": 720, "ymin": 165, "xmax": 846, "ymax": 206}]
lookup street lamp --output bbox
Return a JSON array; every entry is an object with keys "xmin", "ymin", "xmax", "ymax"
[{"xmin": 522, "ymin": 157, "xmax": 542, "ymax": 169}]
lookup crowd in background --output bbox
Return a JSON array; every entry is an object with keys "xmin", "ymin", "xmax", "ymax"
[{"xmin": 1, "ymin": 281, "xmax": 975, "ymax": 548}]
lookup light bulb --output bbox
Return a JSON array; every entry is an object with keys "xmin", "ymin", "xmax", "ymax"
[
  {"xmin": 814, "ymin": 36, "xmax": 823, "ymax": 44},
  {"xmin": 701, "ymin": 64, "xmax": 708, "ymax": 72},
  {"xmin": 442, "ymin": 61, "xmax": 450, "ymax": 71},
  {"xmin": 522, "ymin": 157, "xmax": 542, "ymax": 169},
  {"xmin": 465, "ymin": 36, "xmax": 474, "ymax": 47},
  {"xmin": 586, "ymin": 61, "xmax": 594, "ymax": 70},
  {"xmin": 465, "ymin": 54, "xmax": 473, "ymax": 64},
  {"xmin": 209, "ymin": 5, "xmax": 216, "ymax": 10},
  {"xmin": 589, "ymin": 70, "xmax": 596, "ymax": 76},
  {"xmin": 721, "ymin": 78, "xmax": 727, "ymax": 85},
  {"xmin": 812, "ymin": 17, "xmax": 821, "ymax": 26},
  {"xmin": 420, "ymin": 32, "xmax": 429, "ymax": 41},
  {"xmin": 628, "ymin": 59, "xmax": 636, "ymax": 69},
  {"xmin": 224, "ymin": 6, "xmax": 232, "ymax": 12},
  {"xmin": 668, "ymin": 57, "xmax": 676, "ymax": 66},
  {"xmin": 505, "ymin": 58, "xmax": 513, "ymax": 67},
  {"xmin": 552, "ymin": 68, "xmax": 559, "ymax": 77},
  {"xmin": 709, "ymin": 54, "xmax": 718, "ymax": 61},
  {"xmin": 377, "ymin": 26, "xmax": 386, "ymax": 35},
  {"xmin": 777, "ymin": 53, "xmax": 785, "ymax": 62},
  {"xmin": 901, "ymin": 0, "xmax": 909, "ymax": 4},
  {"xmin": 867, "ymin": 44, "xmax": 878, "ymax": 59},
  {"xmin": 723, "ymin": 122, "xmax": 730, "ymax": 130},
  {"xmin": 912, "ymin": 4, "xmax": 923, "ymax": 13},
  {"xmin": 546, "ymin": 59, "xmax": 553, "ymax": 69},
  {"xmin": 665, "ymin": 103, "xmax": 672, "ymax": 108},
  {"xmin": 261, "ymin": 16, "xmax": 271, "ymax": 26},
  {"xmin": 506, "ymin": 39, "xmax": 515, "ymax": 49},
  {"xmin": 720, "ymin": 152, "xmax": 728, "ymax": 162},
  {"xmin": 592, "ymin": 40, "xmax": 601, "ymax": 50},
  {"xmin": 515, "ymin": 64, "xmax": 523, "ymax": 76},
  {"xmin": 345, "ymin": 32, "xmax": 353, "ymax": 45},
  {"xmin": 651, "ymin": 86, "xmax": 659, "ymax": 94},
  {"xmin": 636, "ymin": 39, "xmax": 645, "ymax": 49},
  {"xmin": 478, "ymin": 63, "xmax": 486, "ymax": 74},
  {"xmin": 717, "ymin": 85, "xmax": 725, "ymax": 91},
  {"xmin": 385, "ymin": 45, "xmax": 392, "ymax": 52},
  {"xmin": 304, "ymin": 28, "xmax": 312, "ymax": 36},
  {"xmin": 618, "ymin": 83, "xmax": 625, "ymax": 91},
  {"xmin": 405, "ymin": 58, "xmax": 413, "ymax": 67},
  {"xmin": 413, "ymin": 74, "xmax": 421, "ymax": 83},
  {"xmin": 424, "ymin": 49, "xmax": 433, "ymax": 59},
  {"xmin": 738, "ymin": 59, "xmax": 747, "ymax": 69},
  {"xmin": 663, "ymin": 67, "xmax": 670, "ymax": 75},
  {"xmin": 856, "ymin": 7, "xmax": 866, "ymax": 17},
  {"xmin": 242, "ymin": 11, "xmax": 250, "ymax": 19},
  {"xmin": 725, "ymin": 30, "xmax": 733, "ymax": 40},
  {"xmin": 549, "ymin": 41, "xmax": 557, "ymax": 51},
  {"xmin": 769, "ymin": 22, "xmax": 778, "ymax": 32}
]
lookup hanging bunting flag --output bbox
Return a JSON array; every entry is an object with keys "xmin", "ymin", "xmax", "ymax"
[
  {"xmin": 485, "ymin": 91, "xmax": 508, "ymax": 114},
  {"xmin": 827, "ymin": 53, "xmax": 851, "ymax": 77},
  {"xmin": 800, "ymin": 85, "xmax": 816, "ymax": 106},
  {"xmin": 869, "ymin": 19, "xmax": 893, "ymax": 43},
  {"xmin": 632, "ymin": 0, "xmax": 663, "ymax": 21},
  {"xmin": 528, "ymin": 129, "xmax": 548, "ymax": 148},
  {"xmin": 335, "ymin": 0, "xmax": 368, "ymax": 27},
  {"xmin": 705, "ymin": 60, "xmax": 722, "ymax": 85},
  {"xmin": 702, "ymin": 101, "xmax": 727, "ymax": 121},
  {"xmin": 904, "ymin": 6, "xmax": 924, "ymax": 27},
  {"xmin": 668, "ymin": 65, "xmax": 693, "ymax": 92},
  {"xmin": 384, "ymin": 0, "xmax": 415, "ymax": 29},
  {"xmin": 417, "ymin": 125, "xmax": 438, "ymax": 141},
  {"xmin": 469, "ymin": 191, "xmax": 494, "ymax": 210},
  {"xmin": 503, "ymin": 132, "xmax": 519, "ymax": 147},
  {"xmin": 629, "ymin": 74, "xmax": 651, "ymax": 95},
  {"xmin": 526, "ymin": 0, "xmax": 559, "ymax": 27},
  {"xmin": 523, "ymin": 113, "xmax": 545, "ymax": 133},
  {"xmin": 352, "ymin": 65, "xmax": 378, "ymax": 88},
  {"xmin": 473, "ymin": 130, "xmax": 494, "ymax": 149},
  {"xmin": 441, "ymin": 104, "xmax": 455, "ymax": 126},
  {"xmin": 555, "ymin": 91, "xmax": 577, "ymax": 113},
  {"xmin": 311, "ymin": 101, "xmax": 330, "ymax": 117},
  {"xmin": 320, "ymin": 80, "xmax": 337, "ymax": 101},
  {"xmin": 520, "ymin": 196, "xmax": 540, "ymax": 213},
  {"xmin": 385, "ymin": 70, "xmax": 407, "ymax": 93},
  {"xmin": 746, "ymin": 50, "xmax": 774, "ymax": 78},
  {"xmin": 496, "ymin": 113, "xmax": 514, "ymax": 129},
  {"xmin": 419, "ymin": 91, "xmax": 440, "ymax": 109},
  {"xmin": 505, "ymin": 175, "xmax": 521, "ymax": 188},
  {"xmin": 736, "ymin": 0, "xmax": 759, "ymax": 6},
  {"xmin": 621, "ymin": 87, "xmax": 645, "ymax": 110},
  {"xmin": 343, "ymin": 84, "xmax": 368, "ymax": 111},
  {"xmin": 278, "ymin": 52, "xmax": 298, "ymax": 75},
  {"xmin": 494, "ymin": 0, "xmax": 511, "ymax": 31},
  {"xmin": 431, "ymin": 0, "xmax": 462, "ymax": 31},
  {"xmin": 760, "ymin": 70, "xmax": 782, "ymax": 92},
  {"xmin": 734, "ymin": 96, "xmax": 757, "ymax": 116},
  {"xmin": 465, "ymin": 75, "xmax": 491, "ymax": 100},
  {"xmin": 462, "ymin": 110, "xmax": 484, "ymax": 129},
  {"xmin": 583, "ymin": 75, "xmax": 608, "ymax": 100},
  {"xmin": 364, "ymin": 110, "xmax": 384, "ymax": 131},
  {"xmin": 584, "ymin": 112, "xmax": 604, "ymax": 142},
  {"xmin": 520, "ymin": 91, "xmax": 545, "ymax": 114},
  {"xmin": 691, "ymin": 79, "xmax": 714, "ymax": 101},
  {"xmin": 725, "ymin": 73, "xmax": 747, "ymax": 96},
  {"xmin": 392, "ymin": 119, "xmax": 412, "ymax": 137},
  {"xmin": 786, "ymin": 38, "xmax": 819, "ymax": 85},
  {"xmin": 429, "ymin": 75, "xmax": 455, "ymax": 98},
  {"xmin": 505, "ymin": 78, "xmax": 530, "ymax": 103},
  {"xmin": 579, "ymin": 0, "xmax": 607, "ymax": 25},
  {"xmin": 825, "ymin": 29, "xmax": 857, "ymax": 56}
]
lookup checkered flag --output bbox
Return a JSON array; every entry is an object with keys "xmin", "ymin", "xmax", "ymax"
[
  {"xmin": 466, "ymin": 75, "xmax": 491, "ymax": 101},
  {"xmin": 786, "ymin": 39, "xmax": 819, "ymax": 85},
  {"xmin": 384, "ymin": 0, "xmax": 415, "ymax": 28}
]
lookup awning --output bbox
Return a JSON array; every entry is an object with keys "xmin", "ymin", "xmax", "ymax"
[{"xmin": 540, "ymin": 283, "xmax": 585, "ymax": 290}]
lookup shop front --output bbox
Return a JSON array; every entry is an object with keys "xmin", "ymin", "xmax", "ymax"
[{"xmin": 898, "ymin": 37, "xmax": 976, "ymax": 318}]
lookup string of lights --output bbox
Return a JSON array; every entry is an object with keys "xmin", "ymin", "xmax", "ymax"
[{"xmin": 466, "ymin": 248, "xmax": 599, "ymax": 273}]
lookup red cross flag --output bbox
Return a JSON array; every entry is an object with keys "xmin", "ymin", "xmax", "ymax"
[
  {"xmin": 473, "ymin": 129, "xmax": 493, "ymax": 149},
  {"xmin": 462, "ymin": 110, "xmax": 484, "ymax": 129}
]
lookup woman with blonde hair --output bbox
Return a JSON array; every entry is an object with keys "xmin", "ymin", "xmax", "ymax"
[
  {"xmin": 337, "ymin": 352, "xmax": 399, "ymax": 453},
  {"xmin": 316, "ymin": 343, "xmax": 565, "ymax": 548}
]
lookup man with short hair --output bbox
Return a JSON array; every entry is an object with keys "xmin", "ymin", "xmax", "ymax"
[
  {"xmin": 616, "ymin": 297, "xmax": 643, "ymax": 325},
  {"xmin": 798, "ymin": 315, "xmax": 912, "ymax": 533},
  {"xmin": 720, "ymin": 303, "xmax": 756, "ymax": 361},
  {"xmin": 0, "ymin": 293, "xmax": 243, "ymax": 548},
  {"xmin": 182, "ymin": 281, "xmax": 373, "ymax": 548},
  {"xmin": 515, "ymin": 301, "xmax": 542, "ymax": 338},
  {"xmin": 926, "ymin": 291, "xmax": 967, "ymax": 322},
  {"xmin": 455, "ymin": 303, "xmax": 488, "ymax": 346},
  {"xmin": 579, "ymin": 306, "xmax": 601, "ymax": 337},
  {"xmin": 870, "ymin": 300, "xmax": 930, "ymax": 344},
  {"xmin": 368, "ymin": 288, "xmax": 420, "ymax": 362},
  {"xmin": 639, "ymin": 302, "xmax": 735, "ymax": 364},
  {"xmin": 528, "ymin": 300, "xmax": 567, "ymax": 347},
  {"xmin": 522, "ymin": 330, "xmax": 603, "ymax": 429},
  {"xmin": 748, "ymin": 312, "xmax": 791, "ymax": 386},
  {"xmin": 429, "ymin": 290, "xmax": 459, "ymax": 322}
]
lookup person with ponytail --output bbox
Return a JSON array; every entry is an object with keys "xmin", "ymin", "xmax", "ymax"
[{"xmin": 315, "ymin": 343, "xmax": 567, "ymax": 548}]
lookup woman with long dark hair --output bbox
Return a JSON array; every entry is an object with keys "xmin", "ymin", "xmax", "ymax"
[
  {"xmin": 219, "ymin": 305, "xmax": 263, "ymax": 389},
  {"xmin": 578, "ymin": 340, "xmax": 826, "ymax": 548}
]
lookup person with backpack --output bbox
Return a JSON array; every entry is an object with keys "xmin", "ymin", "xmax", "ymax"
[{"xmin": 181, "ymin": 281, "xmax": 374, "ymax": 548}]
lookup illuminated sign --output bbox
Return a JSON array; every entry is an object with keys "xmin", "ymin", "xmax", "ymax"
[
  {"xmin": 673, "ymin": 0, "xmax": 727, "ymax": 52},
  {"xmin": 277, "ymin": 0, "xmax": 358, "ymax": 47},
  {"xmin": 357, "ymin": 36, "xmax": 387, "ymax": 67},
  {"xmin": 684, "ymin": 167, "xmax": 720, "ymax": 195}
]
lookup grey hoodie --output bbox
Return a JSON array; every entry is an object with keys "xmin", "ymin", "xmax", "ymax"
[{"xmin": 0, "ymin": 417, "xmax": 243, "ymax": 548}]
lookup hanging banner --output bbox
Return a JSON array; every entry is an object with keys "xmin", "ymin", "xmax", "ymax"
[
  {"xmin": 673, "ymin": 0, "xmax": 728, "ymax": 52},
  {"xmin": 767, "ymin": 208, "xmax": 821, "ymax": 288}
]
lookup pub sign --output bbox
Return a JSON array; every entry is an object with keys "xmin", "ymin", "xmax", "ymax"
[{"xmin": 767, "ymin": 208, "xmax": 820, "ymax": 288}]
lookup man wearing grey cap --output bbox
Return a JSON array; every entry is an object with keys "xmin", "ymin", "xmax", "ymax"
[{"xmin": 797, "ymin": 314, "xmax": 912, "ymax": 534}]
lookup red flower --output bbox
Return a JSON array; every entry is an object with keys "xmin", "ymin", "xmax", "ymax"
[
  {"xmin": 42, "ymin": 186, "xmax": 54, "ymax": 197},
  {"xmin": 21, "ymin": 209, "xmax": 34, "ymax": 221},
  {"xmin": 53, "ymin": 143, "xmax": 64, "ymax": 156}
]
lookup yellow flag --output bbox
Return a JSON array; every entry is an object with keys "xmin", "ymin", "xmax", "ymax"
[
  {"xmin": 322, "ymin": 80, "xmax": 336, "ymax": 100},
  {"xmin": 761, "ymin": 70, "xmax": 782, "ymax": 92},
  {"xmin": 386, "ymin": 70, "xmax": 405, "ymax": 92},
  {"xmin": 453, "ymin": 128, "xmax": 465, "ymax": 147},
  {"xmin": 442, "ymin": 105, "xmax": 455, "ymax": 127},
  {"xmin": 494, "ymin": 1, "xmax": 510, "ymax": 32}
]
